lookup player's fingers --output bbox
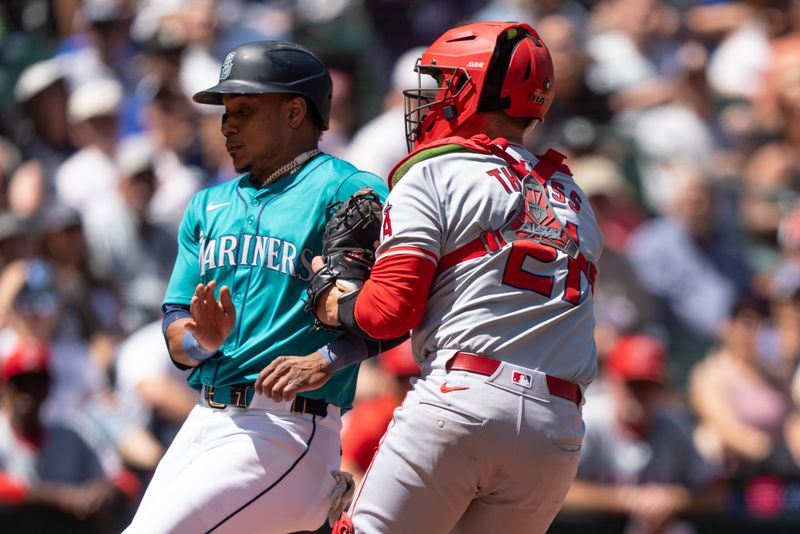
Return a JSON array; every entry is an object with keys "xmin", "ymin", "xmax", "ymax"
[
  {"xmin": 282, "ymin": 376, "xmax": 303, "ymax": 401},
  {"xmin": 260, "ymin": 357, "xmax": 288, "ymax": 397},
  {"xmin": 195, "ymin": 284, "xmax": 208, "ymax": 305},
  {"xmin": 255, "ymin": 358, "xmax": 282, "ymax": 395},
  {"xmin": 203, "ymin": 280, "xmax": 217, "ymax": 303},
  {"xmin": 270, "ymin": 372, "xmax": 293, "ymax": 403},
  {"xmin": 282, "ymin": 375, "xmax": 312, "ymax": 401},
  {"xmin": 190, "ymin": 287, "xmax": 204, "ymax": 313},
  {"xmin": 311, "ymin": 256, "xmax": 325, "ymax": 274},
  {"xmin": 283, "ymin": 366, "xmax": 326, "ymax": 400},
  {"xmin": 219, "ymin": 286, "xmax": 235, "ymax": 317}
]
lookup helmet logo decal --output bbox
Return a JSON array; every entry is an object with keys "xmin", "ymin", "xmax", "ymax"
[
  {"xmin": 543, "ymin": 78, "xmax": 552, "ymax": 91},
  {"xmin": 220, "ymin": 51, "xmax": 235, "ymax": 80},
  {"xmin": 528, "ymin": 93, "xmax": 546, "ymax": 105},
  {"xmin": 466, "ymin": 61, "xmax": 484, "ymax": 68}
]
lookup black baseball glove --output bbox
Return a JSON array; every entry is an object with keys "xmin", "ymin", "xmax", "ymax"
[{"xmin": 305, "ymin": 187, "xmax": 384, "ymax": 330}]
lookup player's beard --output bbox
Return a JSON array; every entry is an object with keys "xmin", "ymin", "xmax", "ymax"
[{"xmin": 231, "ymin": 153, "xmax": 251, "ymax": 174}]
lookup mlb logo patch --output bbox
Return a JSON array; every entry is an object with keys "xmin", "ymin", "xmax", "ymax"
[{"xmin": 511, "ymin": 371, "xmax": 532, "ymax": 388}]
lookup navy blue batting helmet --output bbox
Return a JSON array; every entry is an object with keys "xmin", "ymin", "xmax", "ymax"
[{"xmin": 193, "ymin": 41, "xmax": 333, "ymax": 130}]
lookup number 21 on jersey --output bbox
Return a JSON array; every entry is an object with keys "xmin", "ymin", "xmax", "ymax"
[{"xmin": 501, "ymin": 223, "xmax": 597, "ymax": 306}]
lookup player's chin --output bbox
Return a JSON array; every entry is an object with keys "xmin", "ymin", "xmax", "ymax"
[{"xmin": 232, "ymin": 158, "xmax": 251, "ymax": 174}]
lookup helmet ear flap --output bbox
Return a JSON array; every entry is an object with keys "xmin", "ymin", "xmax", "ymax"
[
  {"xmin": 477, "ymin": 28, "xmax": 554, "ymax": 121},
  {"xmin": 478, "ymin": 29, "xmax": 526, "ymax": 114}
]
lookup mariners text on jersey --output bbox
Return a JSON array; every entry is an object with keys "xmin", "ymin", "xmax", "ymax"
[{"xmin": 198, "ymin": 231, "xmax": 315, "ymax": 280}]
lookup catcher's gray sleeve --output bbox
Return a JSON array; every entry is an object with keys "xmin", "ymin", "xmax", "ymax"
[{"xmin": 321, "ymin": 332, "xmax": 410, "ymax": 372}]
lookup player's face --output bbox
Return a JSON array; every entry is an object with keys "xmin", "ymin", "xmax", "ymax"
[{"xmin": 221, "ymin": 94, "xmax": 292, "ymax": 175}]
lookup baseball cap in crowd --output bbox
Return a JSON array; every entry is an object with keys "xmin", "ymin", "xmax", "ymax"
[
  {"xmin": 116, "ymin": 135, "xmax": 156, "ymax": 177},
  {"xmin": 82, "ymin": 0, "xmax": 126, "ymax": 25},
  {"xmin": 379, "ymin": 340, "xmax": 420, "ymax": 378},
  {"xmin": 2, "ymin": 340, "xmax": 49, "ymax": 382},
  {"xmin": 606, "ymin": 334, "xmax": 667, "ymax": 384},
  {"xmin": 14, "ymin": 259, "xmax": 61, "ymax": 318},
  {"xmin": 14, "ymin": 59, "xmax": 65, "ymax": 104},
  {"xmin": 391, "ymin": 47, "xmax": 437, "ymax": 92},
  {"xmin": 67, "ymin": 77, "xmax": 124, "ymax": 123},
  {"xmin": 35, "ymin": 203, "xmax": 82, "ymax": 234},
  {"xmin": 570, "ymin": 155, "xmax": 630, "ymax": 199}
]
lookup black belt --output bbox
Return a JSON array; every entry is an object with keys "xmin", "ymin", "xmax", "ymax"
[{"xmin": 203, "ymin": 384, "xmax": 328, "ymax": 417}]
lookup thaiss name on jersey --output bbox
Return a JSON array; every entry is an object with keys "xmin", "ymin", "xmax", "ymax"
[{"xmin": 198, "ymin": 233, "xmax": 316, "ymax": 281}]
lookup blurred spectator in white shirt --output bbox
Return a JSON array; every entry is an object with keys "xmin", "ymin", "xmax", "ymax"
[
  {"xmin": 82, "ymin": 137, "xmax": 177, "ymax": 334},
  {"xmin": 55, "ymin": 77, "xmax": 123, "ymax": 214},
  {"xmin": 12, "ymin": 59, "xmax": 73, "ymax": 209},
  {"xmin": 344, "ymin": 46, "xmax": 434, "ymax": 178},
  {"xmin": 115, "ymin": 321, "xmax": 195, "ymax": 448}
]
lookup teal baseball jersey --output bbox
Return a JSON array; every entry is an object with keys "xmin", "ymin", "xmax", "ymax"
[{"xmin": 163, "ymin": 153, "xmax": 388, "ymax": 410}]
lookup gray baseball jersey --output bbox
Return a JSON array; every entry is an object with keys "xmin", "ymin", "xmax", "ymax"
[{"xmin": 376, "ymin": 142, "xmax": 602, "ymax": 384}]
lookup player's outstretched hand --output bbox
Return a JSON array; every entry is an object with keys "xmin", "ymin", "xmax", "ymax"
[
  {"xmin": 185, "ymin": 280, "xmax": 236, "ymax": 353},
  {"xmin": 255, "ymin": 353, "xmax": 333, "ymax": 402},
  {"xmin": 311, "ymin": 256, "xmax": 343, "ymax": 326}
]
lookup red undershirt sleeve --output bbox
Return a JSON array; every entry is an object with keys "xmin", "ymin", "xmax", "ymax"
[{"xmin": 353, "ymin": 253, "xmax": 437, "ymax": 339}]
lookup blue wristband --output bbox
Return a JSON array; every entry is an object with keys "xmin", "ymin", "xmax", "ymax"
[
  {"xmin": 162, "ymin": 304, "xmax": 192, "ymax": 336},
  {"xmin": 182, "ymin": 331, "xmax": 216, "ymax": 364},
  {"xmin": 321, "ymin": 332, "xmax": 411, "ymax": 372},
  {"xmin": 322, "ymin": 335, "xmax": 368, "ymax": 372},
  {"xmin": 318, "ymin": 345, "xmax": 338, "ymax": 368}
]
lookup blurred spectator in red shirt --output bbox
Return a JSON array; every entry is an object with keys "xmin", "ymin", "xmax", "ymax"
[{"xmin": 0, "ymin": 339, "xmax": 134, "ymax": 532}]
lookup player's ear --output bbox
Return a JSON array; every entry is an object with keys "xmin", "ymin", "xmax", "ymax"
[{"xmin": 286, "ymin": 95, "xmax": 308, "ymax": 129}]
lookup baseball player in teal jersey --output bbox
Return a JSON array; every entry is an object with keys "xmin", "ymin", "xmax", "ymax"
[{"xmin": 124, "ymin": 41, "xmax": 387, "ymax": 534}]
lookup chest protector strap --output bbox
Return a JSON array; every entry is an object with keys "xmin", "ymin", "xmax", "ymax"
[{"xmin": 389, "ymin": 135, "xmax": 577, "ymax": 275}]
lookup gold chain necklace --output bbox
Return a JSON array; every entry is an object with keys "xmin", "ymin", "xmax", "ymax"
[{"xmin": 260, "ymin": 148, "xmax": 321, "ymax": 187}]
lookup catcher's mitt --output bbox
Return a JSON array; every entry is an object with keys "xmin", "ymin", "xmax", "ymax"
[{"xmin": 305, "ymin": 187, "xmax": 383, "ymax": 330}]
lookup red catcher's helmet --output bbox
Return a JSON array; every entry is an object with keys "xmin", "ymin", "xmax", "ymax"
[{"xmin": 404, "ymin": 21, "xmax": 555, "ymax": 151}]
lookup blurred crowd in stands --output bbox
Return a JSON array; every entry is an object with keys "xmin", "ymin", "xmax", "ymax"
[{"xmin": 1, "ymin": 0, "xmax": 800, "ymax": 532}]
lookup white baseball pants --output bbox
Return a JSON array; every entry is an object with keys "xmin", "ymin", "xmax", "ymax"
[{"xmin": 125, "ymin": 394, "xmax": 342, "ymax": 534}]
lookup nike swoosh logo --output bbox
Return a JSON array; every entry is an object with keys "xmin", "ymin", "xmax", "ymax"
[
  {"xmin": 440, "ymin": 382, "xmax": 469, "ymax": 393},
  {"xmin": 206, "ymin": 202, "xmax": 231, "ymax": 211}
]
